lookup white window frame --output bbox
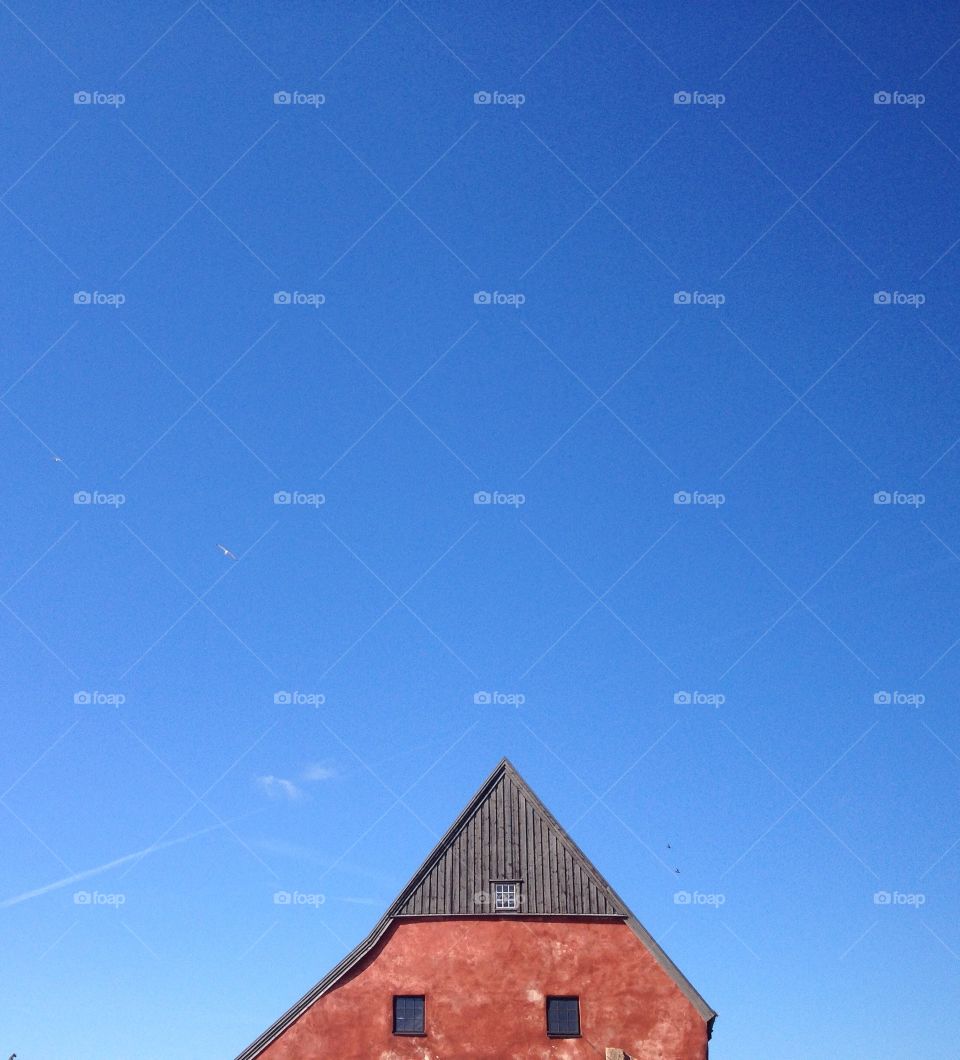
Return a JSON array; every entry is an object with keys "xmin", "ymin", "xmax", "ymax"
[{"xmin": 494, "ymin": 880, "xmax": 519, "ymax": 910}]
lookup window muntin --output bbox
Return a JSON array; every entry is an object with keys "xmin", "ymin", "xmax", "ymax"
[
  {"xmin": 393, "ymin": 995, "xmax": 425, "ymax": 1035},
  {"xmin": 546, "ymin": 996, "xmax": 580, "ymax": 1037},
  {"xmin": 494, "ymin": 881, "xmax": 519, "ymax": 910}
]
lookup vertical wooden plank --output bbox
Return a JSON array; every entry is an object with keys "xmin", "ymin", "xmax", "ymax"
[
  {"xmin": 530, "ymin": 802, "xmax": 541, "ymax": 913},
  {"xmin": 474, "ymin": 802, "xmax": 482, "ymax": 911},
  {"xmin": 559, "ymin": 843, "xmax": 567, "ymax": 911},
  {"xmin": 495, "ymin": 780, "xmax": 504, "ymax": 880},
  {"xmin": 517, "ymin": 788, "xmax": 527, "ymax": 908},
  {"xmin": 480, "ymin": 789, "xmax": 488, "ymax": 906},
  {"xmin": 548, "ymin": 827, "xmax": 558, "ymax": 911},
  {"xmin": 457, "ymin": 832, "xmax": 465, "ymax": 912},
  {"xmin": 536, "ymin": 810, "xmax": 546, "ymax": 913},
  {"xmin": 505, "ymin": 777, "xmax": 515, "ymax": 879},
  {"xmin": 445, "ymin": 848, "xmax": 451, "ymax": 913}
]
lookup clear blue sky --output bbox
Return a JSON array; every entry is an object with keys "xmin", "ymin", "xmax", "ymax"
[{"xmin": 2, "ymin": 2, "xmax": 959, "ymax": 1057}]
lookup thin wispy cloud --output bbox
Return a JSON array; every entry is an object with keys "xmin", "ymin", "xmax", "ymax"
[
  {"xmin": 256, "ymin": 763, "xmax": 336, "ymax": 799},
  {"xmin": 256, "ymin": 775, "xmax": 302, "ymax": 800},
  {"xmin": 302, "ymin": 762, "xmax": 337, "ymax": 782}
]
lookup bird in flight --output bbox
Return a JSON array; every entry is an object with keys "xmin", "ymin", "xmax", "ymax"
[
  {"xmin": 216, "ymin": 544, "xmax": 238, "ymax": 560},
  {"xmin": 51, "ymin": 454, "xmax": 63, "ymax": 463}
]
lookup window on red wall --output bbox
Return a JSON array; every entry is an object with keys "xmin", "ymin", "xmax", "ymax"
[
  {"xmin": 546, "ymin": 996, "xmax": 580, "ymax": 1037},
  {"xmin": 393, "ymin": 995, "xmax": 425, "ymax": 1035}
]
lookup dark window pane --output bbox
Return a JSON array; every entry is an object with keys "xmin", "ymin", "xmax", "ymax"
[
  {"xmin": 393, "ymin": 995, "xmax": 425, "ymax": 1034},
  {"xmin": 547, "ymin": 996, "xmax": 580, "ymax": 1036}
]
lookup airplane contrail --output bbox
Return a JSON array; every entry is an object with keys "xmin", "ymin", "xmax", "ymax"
[{"xmin": 1, "ymin": 812, "xmax": 261, "ymax": 909}]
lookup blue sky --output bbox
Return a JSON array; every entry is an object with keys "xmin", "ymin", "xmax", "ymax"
[{"xmin": 2, "ymin": 2, "xmax": 959, "ymax": 1057}]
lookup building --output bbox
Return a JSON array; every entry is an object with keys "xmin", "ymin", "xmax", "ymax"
[{"xmin": 237, "ymin": 758, "xmax": 716, "ymax": 1058}]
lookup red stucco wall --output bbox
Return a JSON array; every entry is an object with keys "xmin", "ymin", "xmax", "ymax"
[{"xmin": 259, "ymin": 917, "xmax": 709, "ymax": 1059}]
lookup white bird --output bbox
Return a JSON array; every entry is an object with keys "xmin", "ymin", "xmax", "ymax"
[
  {"xmin": 216, "ymin": 544, "xmax": 238, "ymax": 560},
  {"xmin": 51, "ymin": 454, "xmax": 63, "ymax": 463}
]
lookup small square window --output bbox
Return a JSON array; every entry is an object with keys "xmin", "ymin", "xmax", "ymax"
[
  {"xmin": 393, "ymin": 995, "xmax": 425, "ymax": 1035},
  {"xmin": 546, "ymin": 996, "xmax": 580, "ymax": 1037},
  {"xmin": 494, "ymin": 881, "xmax": 519, "ymax": 910}
]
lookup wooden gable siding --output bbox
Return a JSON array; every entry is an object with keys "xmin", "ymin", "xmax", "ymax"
[{"xmin": 391, "ymin": 769, "xmax": 624, "ymax": 917}]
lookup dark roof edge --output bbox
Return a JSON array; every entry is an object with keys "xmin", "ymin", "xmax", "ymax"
[
  {"xmin": 233, "ymin": 757, "xmax": 715, "ymax": 1059},
  {"xmin": 498, "ymin": 759, "xmax": 717, "ymax": 1025}
]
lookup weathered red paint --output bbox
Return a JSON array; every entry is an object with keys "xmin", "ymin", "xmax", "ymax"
[{"xmin": 260, "ymin": 917, "xmax": 709, "ymax": 1059}]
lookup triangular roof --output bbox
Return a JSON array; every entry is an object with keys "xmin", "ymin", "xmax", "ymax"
[{"xmin": 236, "ymin": 758, "xmax": 715, "ymax": 1058}]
